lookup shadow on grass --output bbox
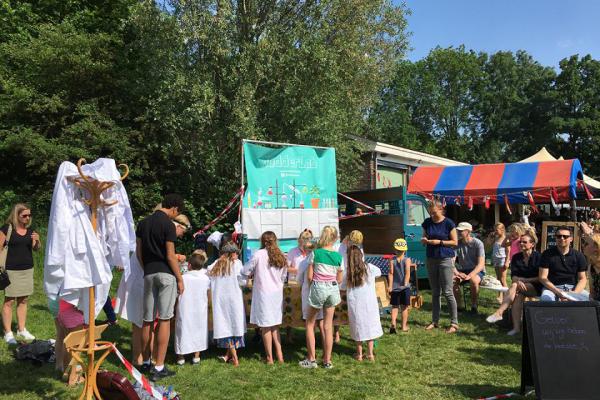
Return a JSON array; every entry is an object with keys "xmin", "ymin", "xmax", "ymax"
[
  {"xmin": 0, "ymin": 355, "xmax": 73, "ymax": 399},
  {"xmin": 432, "ymin": 383, "xmax": 533, "ymax": 399},
  {"xmin": 455, "ymin": 345, "xmax": 521, "ymax": 370}
]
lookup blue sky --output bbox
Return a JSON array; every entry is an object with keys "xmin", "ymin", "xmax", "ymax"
[{"xmin": 401, "ymin": 0, "xmax": 600, "ymax": 68}]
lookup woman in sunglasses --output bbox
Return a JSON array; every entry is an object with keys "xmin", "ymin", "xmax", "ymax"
[
  {"xmin": 1, "ymin": 204, "xmax": 41, "ymax": 344},
  {"xmin": 486, "ymin": 232, "xmax": 542, "ymax": 335}
]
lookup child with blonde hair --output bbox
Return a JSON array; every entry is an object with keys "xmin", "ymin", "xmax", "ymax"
[
  {"xmin": 207, "ymin": 242, "xmax": 246, "ymax": 366},
  {"xmin": 388, "ymin": 238, "xmax": 412, "ymax": 333},
  {"xmin": 299, "ymin": 226, "xmax": 343, "ymax": 369},
  {"xmin": 175, "ymin": 250, "xmax": 209, "ymax": 365}
]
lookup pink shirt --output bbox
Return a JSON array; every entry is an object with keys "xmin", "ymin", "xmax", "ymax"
[
  {"xmin": 509, "ymin": 238, "xmax": 521, "ymax": 262},
  {"xmin": 243, "ymin": 248, "xmax": 288, "ymax": 292}
]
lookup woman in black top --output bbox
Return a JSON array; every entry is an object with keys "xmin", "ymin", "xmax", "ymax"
[
  {"xmin": 1, "ymin": 204, "xmax": 41, "ymax": 344},
  {"xmin": 485, "ymin": 233, "xmax": 541, "ymax": 335}
]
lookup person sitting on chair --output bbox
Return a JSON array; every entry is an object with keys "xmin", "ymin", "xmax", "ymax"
[
  {"xmin": 538, "ymin": 227, "xmax": 589, "ymax": 302},
  {"xmin": 453, "ymin": 222, "xmax": 485, "ymax": 313}
]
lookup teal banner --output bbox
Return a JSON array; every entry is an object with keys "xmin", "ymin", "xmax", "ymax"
[
  {"xmin": 243, "ymin": 142, "xmax": 338, "ymax": 211},
  {"xmin": 241, "ymin": 142, "xmax": 339, "ymax": 255}
]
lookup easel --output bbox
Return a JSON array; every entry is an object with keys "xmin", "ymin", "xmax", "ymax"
[{"xmin": 65, "ymin": 158, "xmax": 129, "ymax": 400}]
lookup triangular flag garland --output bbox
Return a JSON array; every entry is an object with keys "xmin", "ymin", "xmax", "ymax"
[
  {"xmin": 454, "ymin": 196, "xmax": 461, "ymax": 206},
  {"xmin": 467, "ymin": 196, "xmax": 473, "ymax": 211},
  {"xmin": 484, "ymin": 196, "xmax": 490, "ymax": 209},
  {"xmin": 550, "ymin": 188, "xmax": 559, "ymax": 211},
  {"xmin": 579, "ymin": 180, "xmax": 594, "ymax": 200}
]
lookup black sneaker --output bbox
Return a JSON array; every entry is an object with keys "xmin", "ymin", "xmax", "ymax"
[
  {"xmin": 470, "ymin": 306, "xmax": 478, "ymax": 314},
  {"xmin": 150, "ymin": 366, "xmax": 176, "ymax": 381},
  {"xmin": 389, "ymin": 326, "xmax": 397, "ymax": 334},
  {"xmin": 137, "ymin": 363, "xmax": 152, "ymax": 374}
]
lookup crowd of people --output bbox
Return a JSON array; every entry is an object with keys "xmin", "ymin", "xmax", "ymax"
[{"xmin": 2, "ymin": 195, "xmax": 600, "ymax": 384}]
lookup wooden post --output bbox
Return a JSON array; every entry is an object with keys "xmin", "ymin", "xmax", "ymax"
[{"xmin": 68, "ymin": 158, "xmax": 129, "ymax": 400}]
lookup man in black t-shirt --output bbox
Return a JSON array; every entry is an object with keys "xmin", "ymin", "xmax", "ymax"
[
  {"xmin": 539, "ymin": 227, "xmax": 589, "ymax": 301},
  {"xmin": 136, "ymin": 194, "xmax": 185, "ymax": 380}
]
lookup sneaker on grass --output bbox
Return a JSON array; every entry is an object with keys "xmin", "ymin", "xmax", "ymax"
[
  {"xmin": 298, "ymin": 359, "xmax": 318, "ymax": 369},
  {"xmin": 150, "ymin": 366, "xmax": 176, "ymax": 381},
  {"xmin": 486, "ymin": 314, "xmax": 502, "ymax": 324},
  {"xmin": 16, "ymin": 329, "xmax": 35, "ymax": 342},
  {"xmin": 4, "ymin": 331, "xmax": 17, "ymax": 345},
  {"xmin": 323, "ymin": 362, "xmax": 334, "ymax": 369}
]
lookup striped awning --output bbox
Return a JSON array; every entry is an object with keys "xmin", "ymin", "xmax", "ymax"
[{"xmin": 407, "ymin": 159, "xmax": 584, "ymax": 204}]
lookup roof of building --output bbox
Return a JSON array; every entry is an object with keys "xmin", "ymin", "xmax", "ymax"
[{"xmin": 356, "ymin": 137, "xmax": 467, "ymax": 167}]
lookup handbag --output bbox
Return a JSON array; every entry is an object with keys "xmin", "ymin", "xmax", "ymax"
[
  {"xmin": 0, "ymin": 224, "xmax": 12, "ymax": 290},
  {"xmin": 96, "ymin": 370, "xmax": 140, "ymax": 400}
]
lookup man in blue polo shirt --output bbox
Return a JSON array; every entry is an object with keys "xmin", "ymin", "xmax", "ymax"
[{"xmin": 539, "ymin": 227, "xmax": 589, "ymax": 301}]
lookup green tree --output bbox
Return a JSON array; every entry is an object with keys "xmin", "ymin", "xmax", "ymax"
[{"xmin": 551, "ymin": 55, "xmax": 600, "ymax": 177}]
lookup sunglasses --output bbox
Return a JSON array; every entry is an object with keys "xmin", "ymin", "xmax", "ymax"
[
  {"xmin": 20, "ymin": 214, "xmax": 31, "ymax": 218},
  {"xmin": 555, "ymin": 234, "xmax": 571, "ymax": 239}
]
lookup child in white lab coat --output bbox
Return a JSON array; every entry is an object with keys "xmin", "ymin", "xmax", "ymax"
[
  {"xmin": 345, "ymin": 238, "xmax": 383, "ymax": 361},
  {"xmin": 207, "ymin": 242, "xmax": 246, "ymax": 367},
  {"xmin": 175, "ymin": 250, "xmax": 210, "ymax": 365},
  {"xmin": 243, "ymin": 231, "xmax": 288, "ymax": 364}
]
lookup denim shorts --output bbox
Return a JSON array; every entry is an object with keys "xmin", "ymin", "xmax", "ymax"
[{"xmin": 308, "ymin": 281, "xmax": 341, "ymax": 309}]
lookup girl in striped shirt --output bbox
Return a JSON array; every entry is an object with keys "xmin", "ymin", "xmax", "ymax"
[{"xmin": 299, "ymin": 226, "xmax": 343, "ymax": 369}]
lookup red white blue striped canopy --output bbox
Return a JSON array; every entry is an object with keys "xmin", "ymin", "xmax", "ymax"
[{"xmin": 407, "ymin": 159, "xmax": 584, "ymax": 204}]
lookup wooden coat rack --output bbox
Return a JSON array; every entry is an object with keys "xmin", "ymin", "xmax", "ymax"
[{"xmin": 66, "ymin": 158, "xmax": 129, "ymax": 400}]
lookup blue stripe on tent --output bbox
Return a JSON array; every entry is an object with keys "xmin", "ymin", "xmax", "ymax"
[
  {"xmin": 497, "ymin": 162, "xmax": 539, "ymax": 203},
  {"xmin": 570, "ymin": 159, "xmax": 583, "ymax": 199},
  {"xmin": 433, "ymin": 165, "xmax": 473, "ymax": 196}
]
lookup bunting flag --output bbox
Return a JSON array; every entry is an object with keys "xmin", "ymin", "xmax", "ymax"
[
  {"xmin": 484, "ymin": 196, "xmax": 490, "ymax": 209},
  {"xmin": 504, "ymin": 195, "xmax": 512, "ymax": 215},
  {"xmin": 527, "ymin": 192, "xmax": 539, "ymax": 214},
  {"xmin": 468, "ymin": 196, "xmax": 474, "ymax": 211},
  {"xmin": 455, "ymin": 196, "xmax": 461, "ymax": 206},
  {"xmin": 579, "ymin": 180, "xmax": 594, "ymax": 200}
]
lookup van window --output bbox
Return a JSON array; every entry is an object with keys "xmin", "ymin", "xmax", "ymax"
[{"xmin": 407, "ymin": 200, "xmax": 428, "ymax": 225}]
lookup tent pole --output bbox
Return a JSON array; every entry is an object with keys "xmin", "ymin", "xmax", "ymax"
[{"xmin": 570, "ymin": 199, "xmax": 577, "ymax": 221}]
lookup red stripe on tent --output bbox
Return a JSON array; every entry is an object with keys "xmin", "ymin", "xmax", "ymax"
[
  {"xmin": 407, "ymin": 166, "xmax": 444, "ymax": 194},
  {"xmin": 533, "ymin": 160, "xmax": 572, "ymax": 190},
  {"xmin": 464, "ymin": 164, "xmax": 505, "ymax": 200}
]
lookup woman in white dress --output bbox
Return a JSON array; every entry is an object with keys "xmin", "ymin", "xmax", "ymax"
[
  {"xmin": 345, "ymin": 238, "xmax": 383, "ymax": 361},
  {"xmin": 243, "ymin": 231, "xmax": 288, "ymax": 364},
  {"xmin": 207, "ymin": 242, "xmax": 246, "ymax": 367},
  {"xmin": 175, "ymin": 251, "xmax": 210, "ymax": 365}
]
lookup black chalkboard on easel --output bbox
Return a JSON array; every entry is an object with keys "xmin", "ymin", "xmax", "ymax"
[{"xmin": 521, "ymin": 302, "xmax": 600, "ymax": 399}]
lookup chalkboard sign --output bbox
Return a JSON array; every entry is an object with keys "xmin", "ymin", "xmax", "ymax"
[
  {"xmin": 521, "ymin": 302, "xmax": 600, "ymax": 400},
  {"xmin": 540, "ymin": 221, "xmax": 580, "ymax": 251}
]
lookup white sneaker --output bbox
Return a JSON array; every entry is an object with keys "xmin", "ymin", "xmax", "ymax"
[
  {"xmin": 486, "ymin": 314, "xmax": 503, "ymax": 324},
  {"xmin": 176, "ymin": 358, "xmax": 185, "ymax": 366},
  {"xmin": 298, "ymin": 359, "xmax": 318, "ymax": 369},
  {"xmin": 507, "ymin": 329, "xmax": 519, "ymax": 336},
  {"xmin": 4, "ymin": 331, "xmax": 17, "ymax": 345},
  {"xmin": 16, "ymin": 329, "xmax": 35, "ymax": 342}
]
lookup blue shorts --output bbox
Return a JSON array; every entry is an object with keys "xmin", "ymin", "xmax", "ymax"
[{"xmin": 460, "ymin": 268, "xmax": 485, "ymax": 281}]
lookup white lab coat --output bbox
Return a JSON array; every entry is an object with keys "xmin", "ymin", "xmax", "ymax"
[
  {"xmin": 208, "ymin": 260, "xmax": 247, "ymax": 339},
  {"xmin": 346, "ymin": 263, "xmax": 383, "ymax": 342},
  {"xmin": 44, "ymin": 159, "xmax": 135, "ymax": 323},
  {"xmin": 175, "ymin": 270, "xmax": 210, "ymax": 354},
  {"xmin": 115, "ymin": 252, "xmax": 144, "ymax": 328},
  {"xmin": 243, "ymin": 249, "xmax": 288, "ymax": 327},
  {"xmin": 296, "ymin": 252, "xmax": 323, "ymax": 320}
]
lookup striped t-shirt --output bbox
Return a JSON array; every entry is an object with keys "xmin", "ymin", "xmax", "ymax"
[{"xmin": 309, "ymin": 248, "xmax": 343, "ymax": 282}]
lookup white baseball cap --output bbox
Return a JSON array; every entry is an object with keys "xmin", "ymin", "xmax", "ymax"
[{"xmin": 456, "ymin": 222, "xmax": 473, "ymax": 231}]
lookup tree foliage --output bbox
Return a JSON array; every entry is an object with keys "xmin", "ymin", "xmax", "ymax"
[
  {"xmin": 369, "ymin": 47, "xmax": 600, "ymax": 178},
  {"xmin": 0, "ymin": 0, "xmax": 409, "ymax": 225}
]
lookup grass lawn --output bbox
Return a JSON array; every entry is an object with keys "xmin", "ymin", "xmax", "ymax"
[{"xmin": 0, "ymin": 265, "xmax": 535, "ymax": 400}]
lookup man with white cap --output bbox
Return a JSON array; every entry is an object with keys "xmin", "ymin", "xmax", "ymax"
[{"xmin": 453, "ymin": 222, "xmax": 486, "ymax": 313}]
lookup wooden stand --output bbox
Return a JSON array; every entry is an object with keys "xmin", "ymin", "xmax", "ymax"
[{"xmin": 66, "ymin": 158, "xmax": 129, "ymax": 400}]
